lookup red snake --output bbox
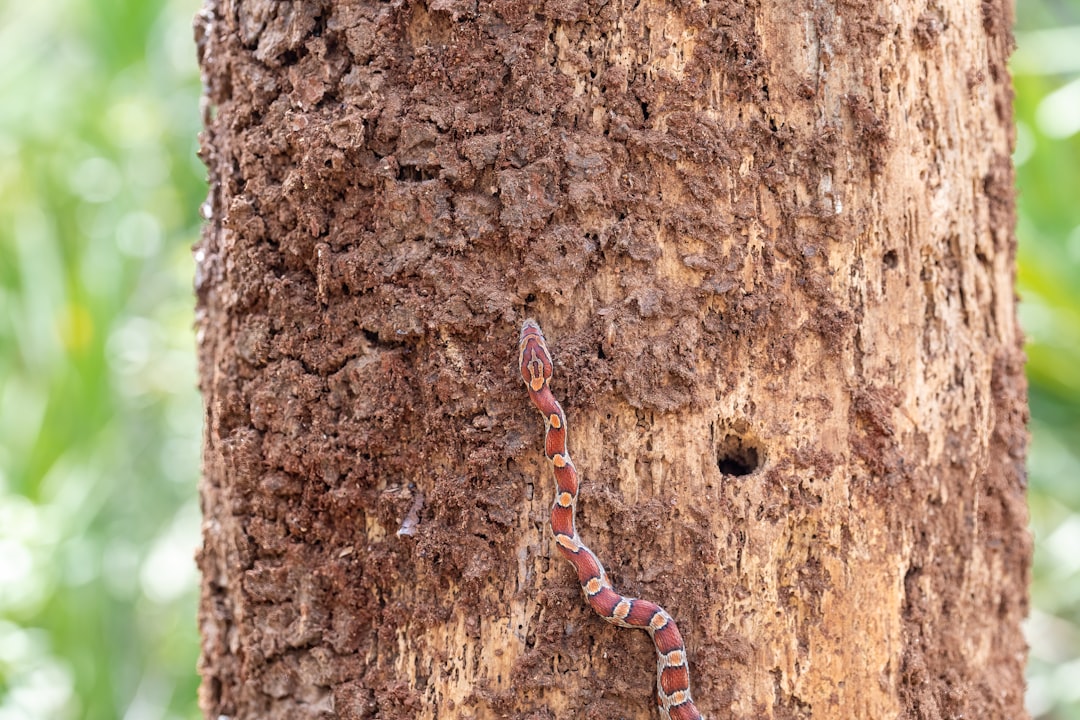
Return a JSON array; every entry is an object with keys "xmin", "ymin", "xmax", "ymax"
[{"xmin": 519, "ymin": 319, "xmax": 703, "ymax": 720}]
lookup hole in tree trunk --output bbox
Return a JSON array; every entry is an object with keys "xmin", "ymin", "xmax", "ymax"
[{"xmin": 717, "ymin": 433, "xmax": 761, "ymax": 476}]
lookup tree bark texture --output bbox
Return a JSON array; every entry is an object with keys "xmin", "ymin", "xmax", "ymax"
[{"xmin": 194, "ymin": 0, "xmax": 1029, "ymax": 718}]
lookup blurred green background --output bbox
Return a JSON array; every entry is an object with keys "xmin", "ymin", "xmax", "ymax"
[
  {"xmin": 1016, "ymin": 1, "xmax": 1080, "ymax": 717},
  {"xmin": 0, "ymin": 0, "xmax": 204, "ymax": 718},
  {"xmin": 0, "ymin": 0, "xmax": 1076, "ymax": 717}
]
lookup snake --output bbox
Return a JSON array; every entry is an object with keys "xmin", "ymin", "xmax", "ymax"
[{"xmin": 518, "ymin": 319, "xmax": 703, "ymax": 720}]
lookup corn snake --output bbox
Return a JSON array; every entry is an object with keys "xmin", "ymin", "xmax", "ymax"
[{"xmin": 518, "ymin": 319, "xmax": 703, "ymax": 720}]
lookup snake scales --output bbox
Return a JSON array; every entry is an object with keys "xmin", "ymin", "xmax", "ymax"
[{"xmin": 518, "ymin": 319, "xmax": 702, "ymax": 720}]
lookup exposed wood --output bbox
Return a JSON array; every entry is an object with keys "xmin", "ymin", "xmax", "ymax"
[{"xmin": 194, "ymin": 0, "xmax": 1030, "ymax": 718}]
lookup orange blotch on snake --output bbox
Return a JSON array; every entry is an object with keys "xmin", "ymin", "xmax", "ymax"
[
  {"xmin": 553, "ymin": 465, "xmax": 578, "ymax": 494},
  {"xmin": 653, "ymin": 620, "xmax": 686, "ymax": 655},
  {"xmin": 661, "ymin": 665, "xmax": 690, "ymax": 695},
  {"xmin": 668, "ymin": 702, "xmax": 703, "ymax": 720},
  {"xmin": 589, "ymin": 587, "xmax": 623, "ymax": 616},
  {"xmin": 571, "ymin": 549, "xmax": 602, "ymax": 583},
  {"xmin": 625, "ymin": 599, "xmax": 661, "ymax": 627},
  {"xmin": 545, "ymin": 426, "xmax": 566, "ymax": 457},
  {"xmin": 551, "ymin": 506, "xmax": 574, "ymax": 536},
  {"xmin": 555, "ymin": 533, "xmax": 581, "ymax": 553},
  {"xmin": 662, "ymin": 649, "xmax": 686, "ymax": 668},
  {"xmin": 668, "ymin": 690, "xmax": 691, "ymax": 707}
]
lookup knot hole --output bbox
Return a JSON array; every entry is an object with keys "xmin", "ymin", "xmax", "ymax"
[{"xmin": 716, "ymin": 430, "xmax": 761, "ymax": 477}]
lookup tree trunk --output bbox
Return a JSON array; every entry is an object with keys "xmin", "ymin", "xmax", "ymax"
[{"xmin": 193, "ymin": 0, "xmax": 1030, "ymax": 718}]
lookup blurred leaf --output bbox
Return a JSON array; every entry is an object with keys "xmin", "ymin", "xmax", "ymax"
[
  {"xmin": 0, "ymin": 0, "xmax": 203, "ymax": 718},
  {"xmin": 1015, "ymin": 1, "xmax": 1080, "ymax": 718}
]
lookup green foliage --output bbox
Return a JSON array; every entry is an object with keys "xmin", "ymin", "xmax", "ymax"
[
  {"xmin": 1017, "ymin": 1, "xmax": 1080, "ymax": 717},
  {"xmin": 0, "ymin": 0, "xmax": 204, "ymax": 718},
  {"xmin": 0, "ymin": 0, "xmax": 1075, "ymax": 717}
]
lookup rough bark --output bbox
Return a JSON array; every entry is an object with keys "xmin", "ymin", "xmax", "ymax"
[{"xmin": 193, "ymin": 0, "xmax": 1029, "ymax": 718}]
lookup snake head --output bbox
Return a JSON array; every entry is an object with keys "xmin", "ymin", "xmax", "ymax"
[{"xmin": 519, "ymin": 319, "xmax": 553, "ymax": 392}]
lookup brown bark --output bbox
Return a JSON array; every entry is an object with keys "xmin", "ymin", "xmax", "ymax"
[{"xmin": 193, "ymin": 0, "xmax": 1030, "ymax": 718}]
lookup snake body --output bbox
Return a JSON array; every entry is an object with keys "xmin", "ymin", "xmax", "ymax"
[{"xmin": 518, "ymin": 319, "xmax": 702, "ymax": 720}]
